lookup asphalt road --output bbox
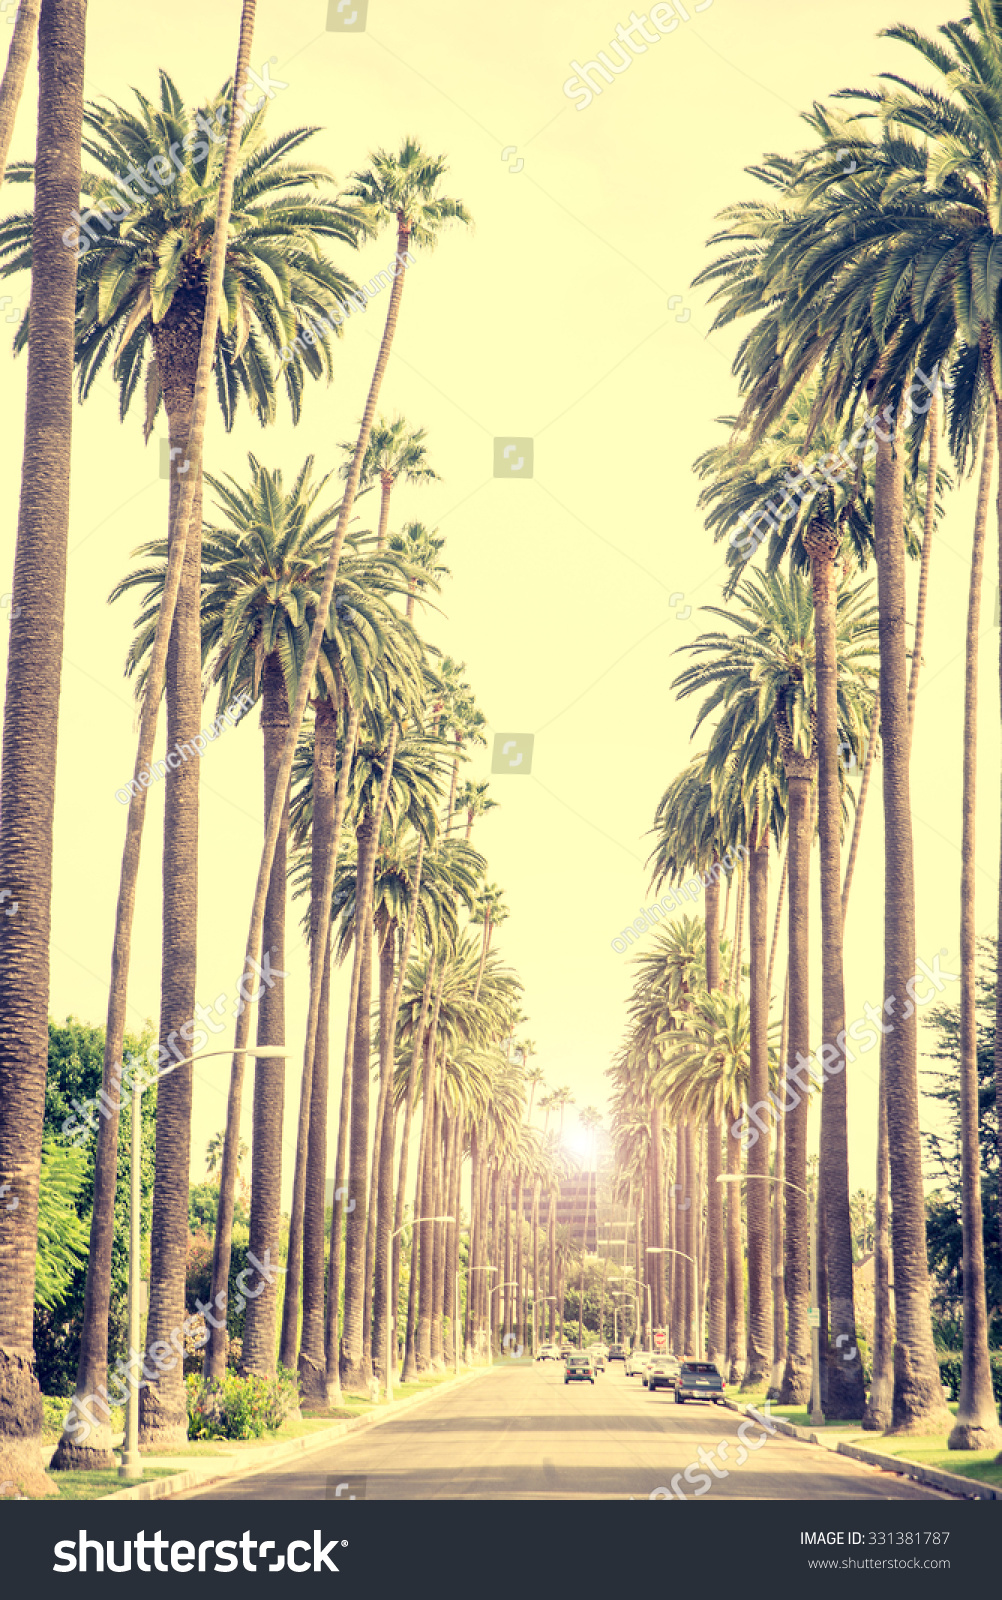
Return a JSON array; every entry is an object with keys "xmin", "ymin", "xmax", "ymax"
[{"xmin": 181, "ymin": 1359, "xmax": 950, "ymax": 1501}]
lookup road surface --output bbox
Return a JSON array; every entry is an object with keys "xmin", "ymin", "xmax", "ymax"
[{"xmin": 180, "ymin": 1358, "xmax": 950, "ymax": 1501}]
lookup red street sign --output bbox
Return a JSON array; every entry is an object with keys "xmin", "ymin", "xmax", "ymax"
[{"xmin": 653, "ymin": 1330, "xmax": 666, "ymax": 1349}]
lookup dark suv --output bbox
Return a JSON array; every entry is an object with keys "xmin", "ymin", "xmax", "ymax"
[
  {"xmin": 607, "ymin": 1343, "xmax": 626, "ymax": 1362},
  {"xmin": 674, "ymin": 1361, "xmax": 725, "ymax": 1405}
]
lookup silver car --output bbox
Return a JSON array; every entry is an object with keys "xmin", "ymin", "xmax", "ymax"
[{"xmin": 645, "ymin": 1355, "xmax": 680, "ymax": 1391}]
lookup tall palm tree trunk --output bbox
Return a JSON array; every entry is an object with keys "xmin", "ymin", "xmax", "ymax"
[
  {"xmin": 241, "ymin": 654, "xmax": 290, "ymax": 1378},
  {"xmin": 367, "ymin": 925, "xmax": 397, "ymax": 1375},
  {"xmin": 743, "ymin": 827, "xmax": 772, "ymax": 1388},
  {"xmin": 683, "ymin": 1122, "xmax": 698, "ymax": 1354},
  {"xmin": 778, "ymin": 760, "xmax": 813, "ymax": 1405},
  {"xmin": 862, "ymin": 1047, "xmax": 894, "ymax": 1430},
  {"xmin": 871, "ymin": 395, "xmax": 952, "ymax": 1435},
  {"xmin": 392, "ymin": 960, "xmax": 434, "ymax": 1353},
  {"xmin": 724, "ymin": 1115, "xmax": 745, "ymax": 1382},
  {"xmin": 905, "ymin": 391, "xmax": 938, "ymax": 737},
  {"xmin": 323, "ymin": 929, "xmax": 366, "ymax": 1401},
  {"xmin": 0, "ymin": 0, "xmax": 85, "ymax": 1495},
  {"xmin": 805, "ymin": 517, "xmax": 864, "ymax": 1419},
  {"xmin": 548, "ymin": 1200, "xmax": 557, "ymax": 1342},
  {"xmin": 704, "ymin": 866, "xmax": 726, "ymax": 1362},
  {"xmin": 466, "ymin": 1129, "xmax": 481, "ymax": 1359},
  {"xmin": 768, "ymin": 973, "xmax": 789, "ymax": 1400},
  {"xmin": 209, "ymin": 199, "xmax": 417, "ymax": 1383},
  {"xmin": 429, "ymin": 1092, "xmax": 447, "ymax": 1367},
  {"xmin": 340, "ymin": 815, "xmax": 378, "ymax": 1391},
  {"xmin": 0, "ymin": 0, "xmax": 40, "ymax": 185},
  {"xmin": 373, "ymin": 835, "xmax": 426, "ymax": 1376},
  {"xmin": 531, "ymin": 1180, "xmax": 541, "ymax": 1354},
  {"xmin": 444, "ymin": 1120, "xmax": 462, "ymax": 1362},
  {"xmin": 298, "ymin": 935, "xmax": 333, "ymax": 1402},
  {"xmin": 947, "ymin": 403, "xmax": 1000, "ymax": 1450},
  {"xmin": 293, "ymin": 697, "xmax": 359, "ymax": 1394},
  {"xmin": 414, "ymin": 1045, "xmax": 442, "ymax": 1372},
  {"xmin": 671, "ymin": 1129, "xmax": 684, "ymax": 1355},
  {"xmin": 413, "ymin": 972, "xmax": 447, "ymax": 1372}
]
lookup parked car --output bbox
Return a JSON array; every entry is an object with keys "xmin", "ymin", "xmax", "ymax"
[
  {"xmin": 536, "ymin": 1343, "xmax": 561, "ymax": 1361},
  {"xmin": 587, "ymin": 1345, "xmax": 607, "ymax": 1372},
  {"xmin": 607, "ymin": 1343, "xmax": 626, "ymax": 1362},
  {"xmin": 674, "ymin": 1360, "xmax": 725, "ymax": 1404},
  {"xmin": 645, "ymin": 1355, "xmax": 680, "ymax": 1391},
  {"xmin": 564, "ymin": 1353, "xmax": 595, "ymax": 1385},
  {"xmin": 624, "ymin": 1348, "xmax": 652, "ymax": 1379}
]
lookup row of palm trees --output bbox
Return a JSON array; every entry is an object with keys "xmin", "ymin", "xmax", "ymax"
[
  {"xmin": 0, "ymin": 0, "xmax": 578, "ymax": 1496},
  {"xmin": 609, "ymin": 1, "xmax": 1002, "ymax": 1452}
]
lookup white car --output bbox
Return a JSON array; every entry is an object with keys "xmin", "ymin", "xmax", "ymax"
[
  {"xmin": 624, "ymin": 1349, "xmax": 652, "ymax": 1378},
  {"xmin": 536, "ymin": 1343, "xmax": 561, "ymax": 1361}
]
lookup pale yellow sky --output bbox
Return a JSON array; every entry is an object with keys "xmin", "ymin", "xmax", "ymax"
[{"xmin": 0, "ymin": 0, "xmax": 995, "ymax": 1203}]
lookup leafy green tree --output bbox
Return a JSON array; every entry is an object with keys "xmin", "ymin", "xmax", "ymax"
[{"xmin": 34, "ymin": 1020, "xmax": 156, "ymax": 1399}]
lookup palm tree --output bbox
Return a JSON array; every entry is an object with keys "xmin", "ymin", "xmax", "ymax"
[
  {"xmin": 203, "ymin": 136, "xmax": 470, "ymax": 1398},
  {"xmin": 205, "ymin": 1130, "xmax": 247, "ymax": 1182},
  {"xmin": 8, "ymin": 53, "xmax": 360, "ymax": 1455},
  {"xmin": 0, "ymin": 0, "xmax": 85, "ymax": 1495},
  {"xmin": 675, "ymin": 571, "xmax": 877, "ymax": 1400},
  {"xmin": 575, "ymin": 1108, "xmax": 602, "ymax": 1347},
  {"xmin": 454, "ymin": 778, "xmax": 498, "ymax": 843},
  {"xmin": 655, "ymin": 989, "xmax": 781, "ymax": 1374},
  {"xmin": 472, "ymin": 882, "xmax": 509, "ymax": 1001},
  {"xmin": 806, "ymin": 19, "xmax": 1002, "ymax": 1445},
  {"xmin": 389, "ymin": 522, "xmax": 451, "ymax": 619},
  {"xmin": 342, "ymin": 415, "xmax": 440, "ymax": 549},
  {"xmin": 695, "ymin": 115, "xmax": 958, "ymax": 1435},
  {"xmin": 0, "ymin": 0, "xmax": 40, "ymax": 186},
  {"xmin": 648, "ymin": 756, "xmax": 734, "ymax": 1363}
]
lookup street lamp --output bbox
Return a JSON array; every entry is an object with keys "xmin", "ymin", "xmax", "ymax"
[
  {"xmin": 645, "ymin": 1247, "xmax": 697, "ymax": 1355},
  {"xmin": 467, "ymin": 1260, "xmax": 499, "ymax": 1363},
  {"xmin": 387, "ymin": 1215, "xmax": 453, "ymax": 1402},
  {"xmin": 117, "ymin": 1043, "xmax": 291, "ymax": 1478},
  {"xmin": 610, "ymin": 1273, "xmax": 643, "ymax": 1349},
  {"xmin": 488, "ymin": 1280, "xmax": 518, "ymax": 1361},
  {"xmin": 717, "ymin": 1172, "xmax": 823, "ymax": 1425},
  {"xmin": 611, "ymin": 1289, "xmax": 640, "ymax": 1348},
  {"xmin": 117, "ymin": 1043, "xmax": 288, "ymax": 1478}
]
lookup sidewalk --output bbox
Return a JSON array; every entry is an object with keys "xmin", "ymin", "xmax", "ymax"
[
  {"xmin": 65, "ymin": 1362, "xmax": 498, "ymax": 1503},
  {"xmin": 721, "ymin": 1396, "xmax": 1002, "ymax": 1501}
]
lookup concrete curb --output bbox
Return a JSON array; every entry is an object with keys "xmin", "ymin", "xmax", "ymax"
[
  {"xmin": 721, "ymin": 1398, "xmax": 1002, "ymax": 1501},
  {"xmin": 833, "ymin": 1440, "xmax": 1002, "ymax": 1501},
  {"xmin": 102, "ymin": 1362, "xmax": 496, "ymax": 1502}
]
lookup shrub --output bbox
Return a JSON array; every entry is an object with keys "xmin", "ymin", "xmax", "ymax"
[
  {"xmin": 185, "ymin": 1366, "xmax": 299, "ymax": 1441},
  {"xmin": 938, "ymin": 1351, "xmax": 1002, "ymax": 1408}
]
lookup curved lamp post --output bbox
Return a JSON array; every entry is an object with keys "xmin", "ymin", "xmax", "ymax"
[
  {"xmin": 119, "ymin": 1044, "xmax": 289, "ymax": 1481},
  {"xmin": 645, "ymin": 1246, "xmax": 696, "ymax": 1356},
  {"xmin": 387, "ymin": 1215, "xmax": 453, "ymax": 1401},
  {"xmin": 717, "ymin": 1172, "xmax": 823, "ymax": 1425}
]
